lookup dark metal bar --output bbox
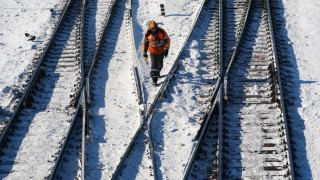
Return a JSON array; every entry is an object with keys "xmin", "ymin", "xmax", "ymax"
[
  {"xmin": 81, "ymin": 89, "xmax": 86, "ymax": 179},
  {"xmin": 148, "ymin": 109, "xmax": 158, "ymax": 180},
  {"xmin": 183, "ymin": 88, "xmax": 220, "ymax": 180},
  {"xmin": 48, "ymin": 90, "xmax": 83, "ymax": 180},
  {"xmin": 80, "ymin": 0, "xmax": 88, "ymax": 178},
  {"xmin": 266, "ymin": 0, "xmax": 295, "ymax": 179},
  {"xmin": 218, "ymin": 0, "xmax": 224, "ymax": 178},
  {"xmin": 86, "ymin": 0, "xmax": 120, "ymax": 106},
  {"xmin": 49, "ymin": 0, "xmax": 87, "ymax": 178}
]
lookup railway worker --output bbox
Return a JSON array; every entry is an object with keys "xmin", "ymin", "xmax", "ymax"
[{"xmin": 143, "ymin": 20, "xmax": 170, "ymax": 86}]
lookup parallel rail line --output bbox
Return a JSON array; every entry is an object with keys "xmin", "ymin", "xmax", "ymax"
[
  {"xmin": 0, "ymin": 0, "xmax": 297, "ymax": 179},
  {"xmin": 0, "ymin": 0, "xmax": 84, "ymax": 178},
  {"xmin": 83, "ymin": 0, "xmax": 144, "ymax": 179},
  {"xmin": 185, "ymin": 0, "xmax": 296, "ymax": 179},
  {"xmin": 47, "ymin": 0, "xmax": 147, "ymax": 179},
  {"xmin": 50, "ymin": 0, "xmax": 122, "ymax": 179}
]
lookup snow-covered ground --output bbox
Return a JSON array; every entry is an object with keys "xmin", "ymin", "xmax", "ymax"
[
  {"xmin": 282, "ymin": 0, "xmax": 320, "ymax": 179},
  {"xmin": 0, "ymin": 0, "xmax": 319, "ymax": 179},
  {"xmin": 0, "ymin": 0, "xmax": 65, "ymax": 118}
]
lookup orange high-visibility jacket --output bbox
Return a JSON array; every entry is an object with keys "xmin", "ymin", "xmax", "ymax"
[{"xmin": 143, "ymin": 23, "xmax": 170, "ymax": 54}]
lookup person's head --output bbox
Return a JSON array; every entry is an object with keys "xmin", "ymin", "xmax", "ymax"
[{"xmin": 149, "ymin": 20, "xmax": 158, "ymax": 33}]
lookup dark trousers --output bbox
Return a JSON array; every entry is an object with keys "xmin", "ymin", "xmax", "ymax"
[{"xmin": 150, "ymin": 53, "xmax": 164, "ymax": 82}]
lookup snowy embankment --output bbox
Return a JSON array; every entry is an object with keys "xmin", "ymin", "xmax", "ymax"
[
  {"xmin": 282, "ymin": 0, "xmax": 320, "ymax": 179},
  {"xmin": 0, "ymin": 0, "xmax": 64, "ymax": 120}
]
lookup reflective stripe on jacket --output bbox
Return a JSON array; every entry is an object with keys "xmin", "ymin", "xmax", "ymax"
[{"xmin": 143, "ymin": 28, "xmax": 170, "ymax": 54}]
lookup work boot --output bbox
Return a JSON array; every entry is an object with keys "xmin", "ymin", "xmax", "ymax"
[{"xmin": 152, "ymin": 78, "xmax": 157, "ymax": 86}]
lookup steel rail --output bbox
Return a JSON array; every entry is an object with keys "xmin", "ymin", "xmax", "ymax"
[
  {"xmin": 219, "ymin": 0, "xmax": 252, "ymax": 178},
  {"xmin": 48, "ymin": 90, "xmax": 84, "ymax": 180},
  {"xmin": 110, "ymin": 0, "xmax": 146, "ymax": 178},
  {"xmin": 183, "ymin": 0, "xmax": 224, "ymax": 178},
  {"xmin": 86, "ymin": 0, "xmax": 119, "ymax": 106},
  {"xmin": 182, "ymin": 90, "xmax": 221, "ymax": 180},
  {"xmin": 81, "ymin": 89, "xmax": 86, "ymax": 179},
  {"xmin": 183, "ymin": 0, "xmax": 253, "ymax": 178},
  {"xmin": 80, "ymin": 0, "xmax": 119, "ymax": 178},
  {"xmin": 80, "ymin": 0, "xmax": 88, "ymax": 179},
  {"xmin": 266, "ymin": 0, "xmax": 295, "ymax": 178},
  {"xmin": 223, "ymin": 0, "xmax": 253, "ymax": 90},
  {"xmin": 0, "ymin": 0, "xmax": 74, "ymax": 149},
  {"xmin": 217, "ymin": 0, "xmax": 224, "ymax": 179},
  {"xmin": 148, "ymin": 109, "xmax": 158, "ymax": 180},
  {"xmin": 219, "ymin": 0, "xmax": 254, "ymax": 178},
  {"xmin": 48, "ymin": 0, "xmax": 87, "ymax": 178}
]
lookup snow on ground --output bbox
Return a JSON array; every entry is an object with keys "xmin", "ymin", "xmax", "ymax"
[
  {"xmin": 282, "ymin": 0, "xmax": 320, "ymax": 179},
  {"xmin": 133, "ymin": 0, "xmax": 203, "ymax": 106},
  {"xmin": 85, "ymin": 0, "xmax": 140, "ymax": 179},
  {"xmin": 0, "ymin": 0, "xmax": 320, "ymax": 179},
  {"xmin": 0, "ymin": 0, "xmax": 65, "ymax": 118},
  {"xmin": 151, "ymin": 50, "xmax": 204, "ymax": 179}
]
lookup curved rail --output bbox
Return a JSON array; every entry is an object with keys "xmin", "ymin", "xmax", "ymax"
[
  {"xmin": 219, "ymin": 0, "xmax": 253, "ymax": 177},
  {"xmin": 83, "ymin": 0, "xmax": 144, "ymax": 178},
  {"xmin": 48, "ymin": 0, "xmax": 87, "ymax": 178},
  {"xmin": 81, "ymin": 0, "xmax": 120, "ymax": 178},
  {"xmin": 147, "ymin": 109, "xmax": 158, "ymax": 180},
  {"xmin": 266, "ymin": 0, "xmax": 295, "ymax": 178},
  {"xmin": 110, "ymin": 0, "xmax": 146, "ymax": 178},
  {"xmin": 183, "ymin": 0, "xmax": 225, "ymax": 178},
  {"xmin": 0, "ymin": 0, "xmax": 74, "ymax": 149},
  {"xmin": 183, "ymin": 92, "xmax": 221, "ymax": 180},
  {"xmin": 48, "ymin": 91, "xmax": 84, "ymax": 180},
  {"xmin": 86, "ymin": 0, "xmax": 119, "ymax": 106}
]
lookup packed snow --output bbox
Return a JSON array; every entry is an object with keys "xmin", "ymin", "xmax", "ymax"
[
  {"xmin": 0, "ymin": 0, "xmax": 319, "ymax": 179},
  {"xmin": 84, "ymin": 0, "xmax": 140, "ymax": 178},
  {"xmin": 282, "ymin": 0, "xmax": 320, "ymax": 179},
  {"xmin": 0, "ymin": 0, "xmax": 65, "ymax": 119}
]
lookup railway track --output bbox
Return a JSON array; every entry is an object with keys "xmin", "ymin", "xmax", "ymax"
[
  {"xmin": 0, "ymin": 0, "xmax": 298, "ymax": 179},
  {"xmin": 51, "ymin": 112, "xmax": 83, "ymax": 179},
  {"xmin": 223, "ymin": 0, "xmax": 250, "ymax": 68},
  {"xmin": 185, "ymin": 0, "xmax": 296, "ymax": 179},
  {"xmin": 48, "ymin": 0, "xmax": 147, "ymax": 179},
  {"xmin": 185, "ymin": 0, "xmax": 250, "ymax": 178},
  {"xmin": 83, "ymin": 0, "xmax": 141, "ymax": 178},
  {"xmin": 222, "ymin": 0, "xmax": 294, "ymax": 178},
  {"xmin": 83, "ymin": 0, "xmax": 115, "ymax": 76},
  {"xmin": 49, "ymin": 0, "xmax": 119, "ymax": 179},
  {"xmin": 137, "ymin": 0, "xmax": 222, "ymax": 179},
  {"xmin": 0, "ymin": 0, "xmax": 83, "ymax": 179}
]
